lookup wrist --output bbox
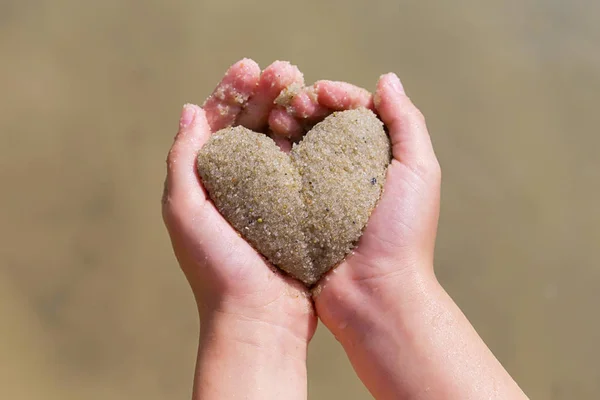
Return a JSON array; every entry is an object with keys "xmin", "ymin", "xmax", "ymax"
[
  {"xmin": 194, "ymin": 309, "xmax": 310, "ymax": 400},
  {"xmin": 199, "ymin": 308, "xmax": 310, "ymax": 360},
  {"xmin": 314, "ymin": 260, "xmax": 440, "ymax": 346},
  {"xmin": 196, "ymin": 279, "xmax": 317, "ymax": 346},
  {"xmin": 315, "ymin": 263, "xmax": 529, "ymax": 400}
]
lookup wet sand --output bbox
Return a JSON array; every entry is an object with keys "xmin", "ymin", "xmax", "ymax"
[{"xmin": 1, "ymin": 0, "xmax": 599, "ymax": 398}]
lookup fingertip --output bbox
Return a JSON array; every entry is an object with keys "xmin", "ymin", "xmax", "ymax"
[
  {"xmin": 315, "ymin": 80, "xmax": 373, "ymax": 111},
  {"xmin": 237, "ymin": 57, "xmax": 261, "ymax": 72},
  {"xmin": 375, "ymin": 73, "xmax": 417, "ymax": 126},
  {"xmin": 268, "ymin": 107, "xmax": 303, "ymax": 140},
  {"xmin": 230, "ymin": 58, "xmax": 262, "ymax": 94},
  {"xmin": 269, "ymin": 133, "xmax": 293, "ymax": 153},
  {"xmin": 260, "ymin": 61, "xmax": 305, "ymax": 92},
  {"xmin": 177, "ymin": 103, "xmax": 209, "ymax": 140},
  {"xmin": 274, "ymin": 82, "xmax": 304, "ymax": 110},
  {"xmin": 166, "ymin": 104, "xmax": 211, "ymax": 202},
  {"xmin": 277, "ymin": 86, "xmax": 330, "ymax": 121},
  {"xmin": 265, "ymin": 60, "xmax": 304, "ymax": 81},
  {"xmin": 237, "ymin": 60, "xmax": 305, "ymax": 131},
  {"xmin": 379, "ymin": 73, "xmax": 405, "ymax": 95},
  {"xmin": 179, "ymin": 103, "xmax": 197, "ymax": 130},
  {"xmin": 266, "ymin": 60, "xmax": 291, "ymax": 71},
  {"xmin": 374, "ymin": 74, "xmax": 436, "ymax": 168},
  {"xmin": 203, "ymin": 59, "xmax": 261, "ymax": 131}
]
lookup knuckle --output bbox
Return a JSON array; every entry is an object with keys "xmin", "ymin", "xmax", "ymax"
[
  {"xmin": 161, "ymin": 200, "xmax": 176, "ymax": 227},
  {"xmin": 166, "ymin": 145, "xmax": 179, "ymax": 169},
  {"xmin": 422, "ymin": 153, "xmax": 441, "ymax": 179},
  {"xmin": 430, "ymin": 158, "xmax": 442, "ymax": 182},
  {"xmin": 161, "ymin": 201, "xmax": 174, "ymax": 224},
  {"xmin": 161, "ymin": 178, "xmax": 169, "ymax": 206},
  {"xmin": 399, "ymin": 96, "xmax": 425, "ymax": 122},
  {"xmin": 407, "ymin": 100, "xmax": 426, "ymax": 124},
  {"xmin": 161, "ymin": 182, "xmax": 187, "ymax": 225},
  {"xmin": 416, "ymin": 159, "xmax": 439, "ymax": 180},
  {"xmin": 162, "ymin": 194, "xmax": 188, "ymax": 227},
  {"xmin": 390, "ymin": 97, "xmax": 426, "ymax": 130},
  {"xmin": 407, "ymin": 154, "xmax": 441, "ymax": 185}
]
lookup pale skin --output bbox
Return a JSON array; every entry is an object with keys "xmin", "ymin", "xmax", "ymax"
[{"xmin": 162, "ymin": 59, "xmax": 529, "ymax": 399}]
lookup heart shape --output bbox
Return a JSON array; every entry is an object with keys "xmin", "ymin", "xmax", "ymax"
[{"xmin": 197, "ymin": 108, "xmax": 391, "ymax": 285}]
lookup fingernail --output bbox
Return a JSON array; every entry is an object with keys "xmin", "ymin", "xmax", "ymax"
[
  {"xmin": 179, "ymin": 104, "xmax": 196, "ymax": 128},
  {"xmin": 388, "ymin": 73, "xmax": 405, "ymax": 95}
]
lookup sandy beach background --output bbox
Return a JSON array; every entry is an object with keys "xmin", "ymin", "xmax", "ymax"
[{"xmin": 1, "ymin": 0, "xmax": 599, "ymax": 398}]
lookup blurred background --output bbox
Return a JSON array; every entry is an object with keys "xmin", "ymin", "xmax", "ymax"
[{"xmin": 1, "ymin": 0, "xmax": 599, "ymax": 398}]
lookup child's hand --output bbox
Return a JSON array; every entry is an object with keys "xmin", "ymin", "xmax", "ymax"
[
  {"xmin": 162, "ymin": 59, "xmax": 316, "ymax": 341},
  {"xmin": 161, "ymin": 59, "xmax": 375, "ymax": 400},
  {"xmin": 314, "ymin": 72, "xmax": 441, "ymax": 314},
  {"xmin": 313, "ymin": 74, "xmax": 527, "ymax": 400},
  {"xmin": 162, "ymin": 60, "xmax": 526, "ymax": 399},
  {"xmin": 162, "ymin": 59, "xmax": 377, "ymax": 334}
]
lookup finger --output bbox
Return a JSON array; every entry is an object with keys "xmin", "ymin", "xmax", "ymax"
[
  {"xmin": 268, "ymin": 133, "xmax": 293, "ymax": 153},
  {"xmin": 374, "ymin": 73, "xmax": 439, "ymax": 175},
  {"xmin": 285, "ymin": 87, "xmax": 329, "ymax": 120},
  {"xmin": 164, "ymin": 104, "xmax": 211, "ymax": 208},
  {"xmin": 202, "ymin": 58, "xmax": 261, "ymax": 131},
  {"xmin": 237, "ymin": 61, "xmax": 304, "ymax": 131},
  {"xmin": 314, "ymin": 80, "xmax": 374, "ymax": 111},
  {"xmin": 271, "ymin": 86, "xmax": 329, "ymax": 140},
  {"xmin": 268, "ymin": 107, "xmax": 304, "ymax": 140}
]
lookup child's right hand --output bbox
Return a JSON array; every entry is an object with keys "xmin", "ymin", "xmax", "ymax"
[
  {"xmin": 313, "ymin": 74, "xmax": 528, "ymax": 400},
  {"xmin": 314, "ymin": 72, "xmax": 442, "ymax": 327}
]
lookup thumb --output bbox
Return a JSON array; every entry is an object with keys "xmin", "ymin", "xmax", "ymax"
[
  {"xmin": 163, "ymin": 104, "xmax": 211, "ymax": 210},
  {"xmin": 375, "ymin": 73, "xmax": 440, "ymax": 179}
]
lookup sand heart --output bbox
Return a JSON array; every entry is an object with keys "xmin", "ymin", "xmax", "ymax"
[{"xmin": 197, "ymin": 108, "xmax": 391, "ymax": 285}]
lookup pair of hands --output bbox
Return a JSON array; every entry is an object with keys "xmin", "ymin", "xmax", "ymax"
[
  {"xmin": 162, "ymin": 58, "xmax": 440, "ymax": 340},
  {"xmin": 162, "ymin": 59, "xmax": 449, "ymax": 399},
  {"xmin": 162, "ymin": 59, "xmax": 529, "ymax": 400}
]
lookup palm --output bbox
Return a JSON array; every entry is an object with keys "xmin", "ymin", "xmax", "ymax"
[
  {"xmin": 164, "ymin": 59, "xmax": 373, "ymax": 327},
  {"xmin": 343, "ymin": 160, "xmax": 440, "ymax": 282},
  {"xmin": 324, "ymin": 73, "xmax": 441, "ymax": 288},
  {"xmin": 165, "ymin": 59, "xmax": 314, "ymax": 317},
  {"xmin": 165, "ymin": 60, "xmax": 435, "ymax": 324}
]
